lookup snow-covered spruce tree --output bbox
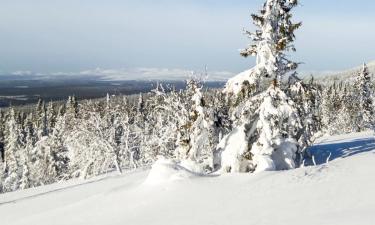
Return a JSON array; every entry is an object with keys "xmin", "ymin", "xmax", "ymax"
[
  {"xmin": 186, "ymin": 80, "xmax": 207, "ymax": 160},
  {"xmin": 29, "ymin": 100, "xmax": 70, "ymax": 185},
  {"xmin": 209, "ymin": 91, "xmax": 232, "ymax": 170},
  {"xmin": 336, "ymin": 84, "xmax": 356, "ymax": 133},
  {"xmin": 354, "ymin": 63, "xmax": 374, "ymax": 130},
  {"xmin": 17, "ymin": 113, "xmax": 35, "ymax": 189},
  {"xmin": 225, "ymin": 0, "xmax": 301, "ymax": 96},
  {"xmin": 116, "ymin": 113, "xmax": 132, "ymax": 169},
  {"xmin": 23, "ymin": 113, "xmax": 38, "ymax": 186},
  {"xmin": 35, "ymin": 99, "xmax": 48, "ymax": 138},
  {"xmin": 288, "ymin": 75, "xmax": 322, "ymax": 155},
  {"xmin": 3, "ymin": 109, "xmax": 22, "ymax": 192},
  {"xmin": 65, "ymin": 95, "xmax": 79, "ymax": 130},
  {"xmin": 174, "ymin": 79, "xmax": 215, "ymax": 171},
  {"xmin": 104, "ymin": 96, "xmax": 124, "ymax": 173},
  {"xmin": 320, "ymin": 83, "xmax": 345, "ymax": 135},
  {"xmin": 320, "ymin": 85, "xmax": 333, "ymax": 134},
  {"xmin": 128, "ymin": 93, "xmax": 147, "ymax": 167},
  {"xmin": 250, "ymin": 84, "xmax": 301, "ymax": 171},
  {"xmin": 220, "ymin": 0, "xmax": 303, "ymax": 173},
  {"xmin": 175, "ymin": 89, "xmax": 192, "ymax": 161},
  {"xmin": 46, "ymin": 116, "xmax": 70, "ymax": 181},
  {"xmin": 47, "ymin": 101, "xmax": 57, "ymax": 135},
  {"xmin": 19, "ymin": 164, "xmax": 31, "ymax": 190}
]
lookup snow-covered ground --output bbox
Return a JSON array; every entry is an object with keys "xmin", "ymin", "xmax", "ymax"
[{"xmin": 1, "ymin": 132, "xmax": 375, "ymax": 225}]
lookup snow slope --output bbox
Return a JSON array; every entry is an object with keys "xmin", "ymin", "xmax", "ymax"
[
  {"xmin": 306, "ymin": 60, "xmax": 375, "ymax": 84},
  {"xmin": 1, "ymin": 132, "xmax": 375, "ymax": 225}
]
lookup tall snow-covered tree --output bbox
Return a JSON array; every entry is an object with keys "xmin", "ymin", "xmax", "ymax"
[
  {"xmin": 320, "ymin": 85, "xmax": 334, "ymax": 134},
  {"xmin": 3, "ymin": 109, "xmax": 22, "ymax": 192},
  {"xmin": 354, "ymin": 63, "xmax": 374, "ymax": 130},
  {"xmin": 171, "ymin": 79, "xmax": 222, "ymax": 172},
  {"xmin": 46, "ymin": 116, "xmax": 70, "ymax": 181},
  {"xmin": 336, "ymin": 84, "xmax": 356, "ymax": 133},
  {"xmin": 225, "ymin": 0, "xmax": 301, "ymax": 96},
  {"xmin": 65, "ymin": 95, "xmax": 79, "ymax": 130},
  {"xmin": 288, "ymin": 75, "xmax": 321, "ymax": 154},
  {"xmin": 47, "ymin": 101, "xmax": 57, "ymax": 135},
  {"xmin": 35, "ymin": 99, "xmax": 48, "ymax": 138},
  {"xmin": 20, "ymin": 113, "xmax": 35, "ymax": 188},
  {"xmin": 220, "ymin": 0, "xmax": 303, "ymax": 173},
  {"xmin": 241, "ymin": 0, "xmax": 301, "ymax": 81}
]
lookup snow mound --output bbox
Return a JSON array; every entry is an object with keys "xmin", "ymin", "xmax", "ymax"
[
  {"xmin": 143, "ymin": 157, "xmax": 199, "ymax": 185},
  {"xmin": 223, "ymin": 68, "xmax": 258, "ymax": 95},
  {"xmin": 179, "ymin": 159, "xmax": 205, "ymax": 174},
  {"xmin": 253, "ymin": 154, "xmax": 275, "ymax": 172}
]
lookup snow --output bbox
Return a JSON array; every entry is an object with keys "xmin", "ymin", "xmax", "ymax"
[
  {"xmin": 143, "ymin": 157, "xmax": 199, "ymax": 185},
  {"xmin": 218, "ymin": 124, "xmax": 251, "ymax": 173},
  {"xmin": 306, "ymin": 131, "xmax": 375, "ymax": 165},
  {"xmin": 1, "ymin": 132, "xmax": 375, "ymax": 225},
  {"xmin": 223, "ymin": 68, "xmax": 258, "ymax": 95}
]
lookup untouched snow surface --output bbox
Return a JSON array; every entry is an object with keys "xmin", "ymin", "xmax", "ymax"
[{"xmin": 1, "ymin": 132, "xmax": 375, "ymax": 225}]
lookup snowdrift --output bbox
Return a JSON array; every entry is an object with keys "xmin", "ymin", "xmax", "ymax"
[{"xmin": 144, "ymin": 157, "xmax": 203, "ymax": 185}]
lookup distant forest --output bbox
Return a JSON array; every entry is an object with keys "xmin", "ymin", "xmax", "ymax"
[{"xmin": 0, "ymin": 78, "xmax": 225, "ymax": 107}]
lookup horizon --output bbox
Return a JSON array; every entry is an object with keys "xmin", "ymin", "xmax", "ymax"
[{"xmin": 0, "ymin": 0, "xmax": 374, "ymax": 80}]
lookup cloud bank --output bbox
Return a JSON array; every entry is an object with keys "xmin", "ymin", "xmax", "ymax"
[{"xmin": 0, "ymin": 68, "xmax": 235, "ymax": 81}]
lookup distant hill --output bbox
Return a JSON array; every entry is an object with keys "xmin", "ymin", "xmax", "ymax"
[
  {"xmin": 0, "ymin": 79, "xmax": 225, "ymax": 108},
  {"xmin": 310, "ymin": 61, "xmax": 375, "ymax": 84}
]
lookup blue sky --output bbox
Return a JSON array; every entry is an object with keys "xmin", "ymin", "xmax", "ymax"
[{"xmin": 0, "ymin": 0, "xmax": 374, "ymax": 77}]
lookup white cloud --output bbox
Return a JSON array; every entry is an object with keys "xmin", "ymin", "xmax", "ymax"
[
  {"xmin": 78, "ymin": 67, "xmax": 234, "ymax": 81},
  {"xmin": 4, "ymin": 68, "xmax": 234, "ymax": 81},
  {"xmin": 11, "ymin": 70, "xmax": 33, "ymax": 76}
]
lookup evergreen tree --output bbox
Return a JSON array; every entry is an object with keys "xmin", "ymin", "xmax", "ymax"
[
  {"xmin": 65, "ymin": 95, "xmax": 79, "ymax": 130},
  {"xmin": 320, "ymin": 85, "xmax": 334, "ymax": 134},
  {"xmin": 47, "ymin": 101, "xmax": 57, "ymax": 135},
  {"xmin": 251, "ymin": 84, "xmax": 301, "ymax": 171},
  {"xmin": 354, "ymin": 63, "xmax": 374, "ymax": 130},
  {"xmin": 220, "ymin": 0, "xmax": 303, "ymax": 173},
  {"xmin": 35, "ymin": 99, "xmax": 48, "ymax": 138},
  {"xmin": 173, "ymin": 79, "xmax": 214, "ymax": 171},
  {"xmin": 337, "ymin": 84, "xmax": 356, "ymax": 133},
  {"xmin": 288, "ymin": 76, "xmax": 321, "ymax": 155},
  {"xmin": 3, "ymin": 109, "xmax": 22, "ymax": 192},
  {"xmin": 47, "ymin": 115, "xmax": 70, "ymax": 181},
  {"xmin": 241, "ymin": 0, "xmax": 301, "ymax": 83}
]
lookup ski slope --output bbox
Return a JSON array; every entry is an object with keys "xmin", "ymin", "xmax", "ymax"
[{"xmin": 1, "ymin": 132, "xmax": 375, "ymax": 225}]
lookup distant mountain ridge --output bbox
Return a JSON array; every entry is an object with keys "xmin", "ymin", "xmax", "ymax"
[{"xmin": 310, "ymin": 61, "xmax": 375, "ymax": 84}]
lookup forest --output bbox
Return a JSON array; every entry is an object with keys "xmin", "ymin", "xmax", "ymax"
[{"xmin": 0, "ymin": 0, "xmax": 374, "ymax": 194}]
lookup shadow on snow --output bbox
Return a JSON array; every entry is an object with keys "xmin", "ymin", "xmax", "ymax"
[{"xmin": 304, "ymin": 136, "xmax": 375, "ymax": 166}]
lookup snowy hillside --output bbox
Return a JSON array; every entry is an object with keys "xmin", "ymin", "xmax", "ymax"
[
  {"xmin": 310, "ymin": 60, "xmax": 375, "ymax": 84},
  {"xmin": 1, "ymin": 131, "xmax": 375, "ymax": 225}
]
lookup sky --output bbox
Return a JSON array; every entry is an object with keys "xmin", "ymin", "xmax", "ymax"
[{"xmin": 0, "ymin": 0, "xmax": 374, "ymax": 79}]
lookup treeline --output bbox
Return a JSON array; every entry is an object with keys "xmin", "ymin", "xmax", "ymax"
[
  {"xmin": 0, "ymin": 80, "xmax": 231, "ymax": 193},
  {"xmin": 0, "ymin": 64, "xmax": 373, "ymax": 193},
  {"xmin": 321, "ymin": 65, "xmax": 374, "ymax": 134}
]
